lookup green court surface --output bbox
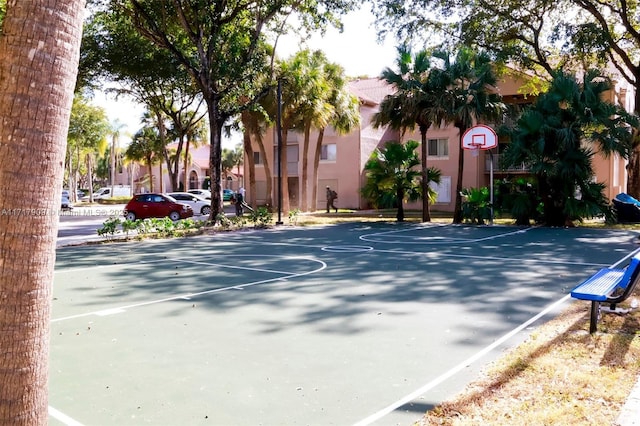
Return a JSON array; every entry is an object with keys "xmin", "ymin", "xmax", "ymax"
[{"xmin": 49, "ymin": 223, "xmax": 640, "ymax": 425}]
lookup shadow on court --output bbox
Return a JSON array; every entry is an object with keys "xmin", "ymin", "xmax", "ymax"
[{"xmin": 49, "ymin": 223, "xmax": 640, "ymax": 425}]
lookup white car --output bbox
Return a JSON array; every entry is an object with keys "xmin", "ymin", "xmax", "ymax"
[
  {"xmin": 168, "ymin": 192, "xmax": 211, "ymax": 216},
  {"xmin": 187, "ymin": 189, "xmax": 211, "ymax": 200},
  {"xmin": 61, "ymin": 194, "xmax": 73, "ymax": 210}
]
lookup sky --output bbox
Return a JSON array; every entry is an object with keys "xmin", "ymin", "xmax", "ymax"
[{"xmin": 95, "ymin": 7, "xmax": 399, "ymax": 147}]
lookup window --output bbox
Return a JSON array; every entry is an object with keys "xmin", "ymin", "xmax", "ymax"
[
  {"xmin": 253, "ymin": 151, "xmax": 262, "ymax": 165},
  {"xmin": 430, "ymin": 177, "xmax": 451, "ymax": 203},
  {"xmin": 321, "ymin": 144, "xmax": 337, "ymax": 161},
  {"xmin": 428, "ymin": 138, "xmax": 449, "ymax": 157}
]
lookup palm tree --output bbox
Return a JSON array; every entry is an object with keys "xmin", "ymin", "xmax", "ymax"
[
  {"xmin": 362, "ymin": 140, "xmax": 440, "ymax": 222},
  {"xmin": 67, "ymin": 94, "xmax": 110, "ymax": 201},
  {"xmin": 0, "ymin": 1, "xmax": 85, "ymax": 422},
  {"xmin": 126, "ymin": 126, "xmax": 164, "ymax": 192},
  {"xmin": 429, "ymin": 48, "xmax": 505, "ymax": 224},
  {"xmin": 182, "ymin": 117, "xmax": 207, "ymax": 190},
  {"xmin": 110, "ymin": 119, "xmax": 127, "ymax": 195},
  {"xmin": 297, "ymin": 50, "xmax": 333, "ymax": 212},
  {"xmin": 504, "ymin": 69, "xmax": 637, "ymax": 226},
  {"xmin": 274, "ymin": 50, "xmax": 360, "ymax": 212},
  {"xmin": 374, "ymin": 46, "xmax": 447, "ymax": 222},
  {"xmin": 241, "ymin": 105, "xmax": 273, "ymax": 208},
  {"xmin": 310, "ymin": 61, "xmax": 360, "ymax": 212},
  {"xmin": 277, "ymin": 51, "xmax": 321, "ymax": 212},
  {"xmin": 222, "ymin": 144, "xmax": 243, "ymax": 189}
]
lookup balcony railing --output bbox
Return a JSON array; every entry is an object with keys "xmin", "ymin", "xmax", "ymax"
[{"xmin": 485, "ymin": 153, "xmax": 530, "ymax": 173}]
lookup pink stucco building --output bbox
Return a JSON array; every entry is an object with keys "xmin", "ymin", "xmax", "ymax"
[
  {"xmin": 128, "ymin": 70, "xmax": 635, "ymax": 213},
  {"xmin": 244, "ymin": 71, "xmax": 635, "ymax": 213}
]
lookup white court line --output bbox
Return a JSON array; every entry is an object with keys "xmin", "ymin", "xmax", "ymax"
[
  {"xmin": 353, "ymin": 249, "xmax": 640, "ymax": 426},
  {"xmin": 48, "ymin": 405, "xmax": 84, "ymax": 426},
  {"xmin": 371, "ymin": 248, "xmax": 609, "ymax": 268},
  {"xmin": 54, "ymin": 258, "xmax": 169, "ymax": 274},
  {"xmin": 169, "ymin": 257, "xmax": 300, "ymax": 275},
  {"xmin": 51, "ymin": 256, "xmax": 326, "ymax": 323},
  {"xmin": 359, "ymin": 225, "xmax": 535, "ymax": 245}
]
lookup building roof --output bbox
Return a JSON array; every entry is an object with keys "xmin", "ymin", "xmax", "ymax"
[{"xmin": 348, "ymin": 78, "xmax": 394, "ymax": 106}]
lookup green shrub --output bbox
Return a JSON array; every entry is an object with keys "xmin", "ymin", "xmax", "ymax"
[
  {"xmin": 249, "ymin": 207, "xmax": 273, "ymax": 228},
  {"xmin": 137, "ymin": 218, "xmax": 155, "ymax": 236},
  {"xmin": 230, "ymin": 215, "xmax": 247, "ymax": 229},
  {"xmin": 152, "ymin": 217, "xmax": 176, "ymax": 237},
  {"xmin": 97, "ymin": 217, "xmax": 121, "ymax": 238},
  {"xmin": 288, "ymin": 209, "xmax": 301, "ymax": 225},
  {"xmin": 121, "ymin": 219, "xmax": 138, "ymax": 237},
  {"xmin": 461, "ymin": 187, "xmax": 491, "ymax": 225},
  {"xmin": 216, "ymin": 213, "xmax": 234, "ymax": 230}
]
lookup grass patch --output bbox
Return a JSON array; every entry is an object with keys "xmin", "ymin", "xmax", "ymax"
[{"xmin": 417, "ymin": 298, "xmax": 640, "ymax": 425}]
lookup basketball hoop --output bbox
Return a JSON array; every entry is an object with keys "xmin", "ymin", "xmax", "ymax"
[
  {"xmin": 462, "ymin": 124, "xmax": 498, "ymax": 225},
  {"xmin": 462, "ymin": 125, "xmax": 497, "ymax": 150},
  {"xmin": 470, "ymin": 144, "xmax": 480, "ymax": 157}
]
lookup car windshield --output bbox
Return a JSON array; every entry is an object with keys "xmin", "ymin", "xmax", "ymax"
[{"xmin": 164, "ymin": 194, "xmax": 178, "ymax": 202}]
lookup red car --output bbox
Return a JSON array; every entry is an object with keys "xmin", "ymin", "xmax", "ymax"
[{"xmin": 123, "ymin": 193, "xmax": 194, "ymax": 221}]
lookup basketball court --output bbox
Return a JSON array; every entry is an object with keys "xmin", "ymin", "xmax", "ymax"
[{"xmin": 48, "ymin": 222, "xmax": 640, "ymax": 425}]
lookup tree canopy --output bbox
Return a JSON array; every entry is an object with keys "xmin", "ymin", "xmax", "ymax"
[
  {"xmin": 503, "ymin": 69, "xmax": 637, "ymax": 225},
  {"xmin": 362, "ymin": 139, "xmax": 434, "ymax": 222},
  {"xmin": 91, "ymin": 0, "xmax": 358, "ymax": 217},
  {"xmin": 371, "ymin": 0, "xmax": 640, "ymax": 197}
]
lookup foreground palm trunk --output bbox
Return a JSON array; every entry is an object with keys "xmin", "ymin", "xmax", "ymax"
[{"xmin": 0, "ymin": 1, "xmax": 85, "ymax": 424}]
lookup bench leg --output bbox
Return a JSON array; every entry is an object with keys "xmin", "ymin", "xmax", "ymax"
[{"xmin": 590, "ymin": 301, "xmax": 600, "ymax": 334}]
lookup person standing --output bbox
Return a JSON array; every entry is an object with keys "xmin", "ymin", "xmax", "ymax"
[
  {"xmin": 235, "ymin": 190, "xmax": 244, "ymax": 216},
  {"xmin": 326, "ymin": 186, "xmax": 338, "ymax": 213}
]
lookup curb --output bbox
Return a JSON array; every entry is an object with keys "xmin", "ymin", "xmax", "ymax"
[{"xmin": 617, "ymin": 374, "xmax": 640, "ymax": 425}]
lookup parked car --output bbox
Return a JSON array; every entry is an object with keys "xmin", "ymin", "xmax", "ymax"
[
  {"xmin": 223, "ymin": 189, "xmax": 235, "ymax": 201},
  {"xmin": 168, "ymin": 192, "xmax": 212, "ymax": 216},
  {"xmin": 61, "ymin": 194, "xmax": 73, "ymax": 210},
  {"xmin": 62, "ymin": 189, "xmax": 84, "ymax": 199},
  {"xmin": 123, "ymin": 193, "xmax": 193, "ymax": 221},
  {"xmin": 187, "ymin": 189, "xmax": 211, "ymax": 200},
  {"xmin": 83, "ymin": 185, "xmax": 131, "ymax": 201}
]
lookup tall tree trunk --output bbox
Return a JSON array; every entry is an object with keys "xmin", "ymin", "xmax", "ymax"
[
  {"xmin": 183, "ymin": 138, "xmax": 191, "ymax": 190},
  {"xmin": 87, "ymin": 154, "xmax": 95, "ymax": 202},
  {"xmin": 453, "ymin": 128, "xmax": 466, "ymax": 224},
  {"xmin": 627, "ymin": 141, "xmax": 640, "ymax": 199},
  {"xmin": 256, "ymin": 134, "xmax": 273, "ymax": 207},
  {"xmin": 242, "ymin": 130, "xmax": 257, "ymax": 207},
  {"xmin": 301, "ymin": 123, "xmax": 311, "ymax": 211},
  {"xmin": 312, "ymin": 128, "xmax": 325, "ymax": 212},
  {"xmin": 66, "ymin": 148, "xmax": 74, "ymax": 201},
  {"xmin": 146, "ymin": 155, "xmax": 154, "ymax": 192},
  {"xmin": 110, "ymin": 135, "xmax": 116, "ymax": 196},
  {"xmin": 205, "ymin": 101, "xmax": 225, "ymax": 219},
  {"xmin": 627, "ymin": 87, "xmax": 640, "ymax": 199},
  {"xmin": 396, "ymin": 188, "xmax": 405, "ymax": 222},
  {"xmin": 280, "ymin": 125, "xmax": 290, "ymax": 213},
  {"xmin": 420, "ymin": 125, "xmax": 431, "ymax": 222},
  {"xmin": 0, "ymin": 1, "xmax": 84, "ymax": 423}
]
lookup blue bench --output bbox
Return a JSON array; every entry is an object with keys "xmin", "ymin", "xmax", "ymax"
[{"xmin": 570, "ymin": 253, "xmax": 640, "ymax": 333}]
